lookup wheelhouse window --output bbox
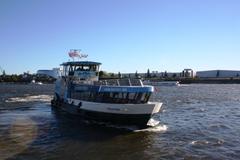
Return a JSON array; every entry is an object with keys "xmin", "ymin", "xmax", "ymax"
[{"xmin": 71, "ymin": 65, "xmax": 99, "ymax": 72}]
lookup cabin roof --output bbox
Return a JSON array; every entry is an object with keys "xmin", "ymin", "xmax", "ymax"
[{"xmin": 61, "ymin": 61, "xmax": 102, "ymax": 66}]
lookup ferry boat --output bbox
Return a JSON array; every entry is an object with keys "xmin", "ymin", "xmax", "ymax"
[{"xmin": 51, "ymin": 51, "xmax": 162, "ymax": 128}]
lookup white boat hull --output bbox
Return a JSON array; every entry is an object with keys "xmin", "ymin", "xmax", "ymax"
[{"xmin": 52, "ymin": 98, "xmax": 162, "ymax": 128}]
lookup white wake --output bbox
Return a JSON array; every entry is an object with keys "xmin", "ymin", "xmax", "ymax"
[{"xmin": 5, "ymin": 95, "xmax": 52, "ymax": 103}]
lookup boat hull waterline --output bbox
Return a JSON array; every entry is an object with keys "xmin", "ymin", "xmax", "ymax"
[{"xmin": 51, "ymin": 99, "xmax": 162, "ymax": 128}]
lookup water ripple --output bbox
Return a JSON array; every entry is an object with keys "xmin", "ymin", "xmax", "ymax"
[{"xmin": 0, "ymin": 84, "xmax": 240, "ymax": 159}]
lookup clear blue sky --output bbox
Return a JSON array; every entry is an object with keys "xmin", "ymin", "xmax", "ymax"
[{"xmin": 0, "ymin": 0, "xmax": 239, "ymax": 74}]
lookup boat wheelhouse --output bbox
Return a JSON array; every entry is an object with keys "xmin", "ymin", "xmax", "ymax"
[{"xmin": 52, "ymin": 56, "xmax": 162, "ymax": 128}]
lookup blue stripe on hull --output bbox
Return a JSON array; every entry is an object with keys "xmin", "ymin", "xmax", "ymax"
[{"xmin": 52, "ymin": 101, "xmax": 151, "ymax": 128}]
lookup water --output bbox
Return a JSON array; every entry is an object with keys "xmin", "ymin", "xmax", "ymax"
[{"xmin": 0, "ymin": 84, "xmax": 240, "ymax": 160}]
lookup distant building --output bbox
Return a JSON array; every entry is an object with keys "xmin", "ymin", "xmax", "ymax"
[
  {"xmin": 121, "ymin": 71, "xmax": 182, "ymax": 78},
  {"xmin": 37, "ymin": 68, "xmax": 61, "ymax": 79},
  {"xmin": 196, "ymin": 70, "xmax": 240, "ymax": 78},
  {"xmin": 121, "ymin": 73, "xmax": 145, "ymax": 78},
  {"xmin": 103, "ymin": 68, "xmax": 197, "ymax": 79},
  {"xmin": 181, "ymin": 69, "xmax": 195, "ymax": 78}
]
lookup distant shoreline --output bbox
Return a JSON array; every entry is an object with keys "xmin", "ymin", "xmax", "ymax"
[
  {"xmin": 100, "ymin": 77, "xmax": 240, "ymax": 84},
  {"xmin": 0, "ymin": 82, "xmax": 54, "ymax": 84},
  {"xmin": 1, "ymin": 78, "xmax": 240, "ymax": 84},
  {"xmin": 161, "ymin": 78, "xmax": 240, "ymax": 84}
]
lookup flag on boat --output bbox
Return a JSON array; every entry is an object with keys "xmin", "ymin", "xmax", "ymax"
[
  {"xmin": 68, "ymin": 49, "xmax": 88, "ymax": 59},
  {"xmin": 68, "ymin": 50, "xmax": 80, "ymax": 58}
]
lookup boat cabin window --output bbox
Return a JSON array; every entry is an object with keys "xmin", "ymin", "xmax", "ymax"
[
  {"xmin": 63, "ymin": 65, "xmax": 70, "ymax": 76},
  {"xmin": 83, "ymin": 66, "xmax": 90, "ymax": 70},
  {"xmin": 74, "ymin": 65, "xmax": 98, "ymax": 72},
  {"xmin": 70, "ymin": 88, "xmax": 151, "ymax": 104},
  {"xmin": 68, "ymin": 65, "xmax": 74, "ymax": 76},
  {"xmin": 63, "ymin": 65, "xmax": 100, "ymax": 77}
]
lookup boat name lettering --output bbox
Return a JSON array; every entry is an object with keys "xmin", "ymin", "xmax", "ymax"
[
  {"xmin": 101, "ymin": 87, "xmax": 128, "ymax": 92},
  {"xmin": 107, "ymin": 107, "xmax": 121, "ymax": 111}
]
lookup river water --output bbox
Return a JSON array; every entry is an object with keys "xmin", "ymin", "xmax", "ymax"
[{"xmin": 0, "ymin": 83, "xmax": 240, "ymax": 160}]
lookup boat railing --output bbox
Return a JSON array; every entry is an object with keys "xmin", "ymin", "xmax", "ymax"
[
  {"xmin": 70, "ymin": 77, "xmax": 143, "ymax": 87},
  {"xmin": 95, "ymin": 79, "xmax": 143, "ymax": 86}
]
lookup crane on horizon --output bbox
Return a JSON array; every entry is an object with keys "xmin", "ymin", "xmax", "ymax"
[{"xmin": 0, "ymin": 66, "xmax": 5, "ymax": 75}]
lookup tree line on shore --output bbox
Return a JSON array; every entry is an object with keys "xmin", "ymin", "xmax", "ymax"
[
  {"xmin": 0, "ymin": 69, "xmax": 155, "ymax": 83},
  {"xmin": 0, "ymin": 73, "xmax": 56, "ymax": 83},
  {"xmin": 2, "ymin": 70, "xmax": 239, "ymax": 84}
]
